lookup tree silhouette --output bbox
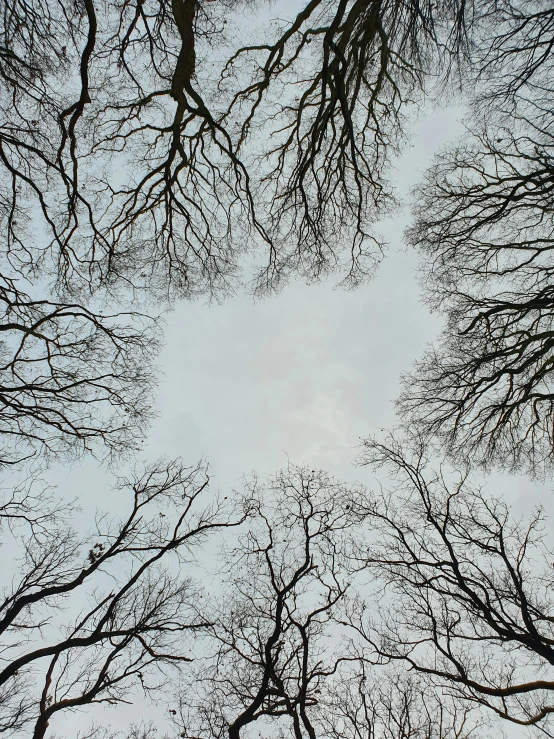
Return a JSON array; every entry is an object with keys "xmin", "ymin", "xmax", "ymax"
[
  {"xmin": 356, "ymin": 434, "xmax": 554, "ymax": 734},
  {"xmin": 400, "ymin": 2, "xmax": 554, "ymax": 472},
  {"xmin": 0, "ymin": 459, "xmax": 246, "ymax": 737},
  {"xmin": 177, "ymin": 464, "xmax": 488, "ymax": 739},
  {"xmin": 0, "ymin": 275, "xmax": 158, "ymax": 465},
  {"xmin": 0, "ymin": 0, "xmax": 478, "ymax": 302},
  {"xmin": 0, "ymin": 0, "xmax": 470, "ymax": 466}
]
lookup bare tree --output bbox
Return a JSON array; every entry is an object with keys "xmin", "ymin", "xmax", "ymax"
[
  {"xmin": 0, "ymin": 275, "xmax": 159, "ymax": 466},
  {"xmin": 0, "ymin": 0, "xmax": 472, "ymax": 468},
  {"xmin": 319, "ymin": 663, "xmax": 486, "ymax": 739},
  {"xmin": 402, "ymin": 118, "xmax": 554, "ymax": 473},
  {"xmin": 221, "ymin": 0, "xmax": 471, "ymax": 292},
  {"xmin": 5, "ymin": 0, "xmax": 554, "ymax": 469},
  {"xmin": 0, "ymin": 459, "xmax": 246, "ymax": 738},
  {"xmin": 0, "ymin": 0, "xmax": 479, "ymax": 303},
  {"xmin": 75, "ymin": 722, "xmax": 169, "ymax": 739},
  {"xmin": 177, "ymin": 465, "xmax": 370, "ymax": 739},
  {"xmin": 6, "ymin": 0, "xmax": 547, "ymax": 469},
  {"xmin": 355, "ymin": 434, "xmax": 554, "ymax": 735},
  {"xmin": 399, "ymin": 1, "xmax": 554, "ymax": 473},
  {"xmin": 468, "ymin": 1, "xmax": 554, "ymax": 117},
  {"xmin": 176, "ymin": 464, "xmax": 487, "ymax": 739}
]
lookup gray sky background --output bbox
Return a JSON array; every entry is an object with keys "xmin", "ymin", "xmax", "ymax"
[
  {"xmin": 40, "ymin": 65, "xmax": 552, "ymax": 738},
  {"xmin": 46, "ymin": 103, "xmax": 551, "ymax": 515}
]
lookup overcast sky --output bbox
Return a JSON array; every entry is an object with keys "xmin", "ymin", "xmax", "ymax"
[
  {"xmin": 45, "ymin": 102, "xmax": 551, "ymax": 516},
  {"xmin": 40, "ymin": 57, "xmax": 552, "ymax": 739}
]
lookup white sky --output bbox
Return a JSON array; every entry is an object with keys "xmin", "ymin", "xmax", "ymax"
[
  {"xmin": 40, "ymin": 84, "xmax": 552, "ymax": 739},
  {"xmin": 46, "ymin": 103, "xmax": 551, "ymax": 511}
]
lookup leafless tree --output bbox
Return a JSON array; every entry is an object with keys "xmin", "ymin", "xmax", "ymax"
[
  {"xmin": 354, "ymin": 434, "xmax": 554, "ymax": 735},
  {"xmin": 0, "ymin": 0, "xmax": 479, "ymax": 304},
  {"xmin": 0, "ymin": 274, "xmax": 159, "ymax": 466},
  {"xmin": 402, "ymin": 118, "xmax": 554, "ymax": 473},
  {"xmin": 74, "ymin": 722, "xmax": 169, "ymax": 739},
  {"xmin": 469, "ymin": 1, "xmax": 554, "ymax": 117},
  {"xmin": 177, "ymin": 465, "xmax": 370, "ymax": 739},
  {"xmin": 319, "ymin": 664, "xmax": 486, "ymax": 739},
  {"xmin": 0, "ymin": 458, "xmax": 246, "ymax": 738},
  {"xmin": 6, "ymin": 0, "xmax": 550, "ymax": 469},
  {"xmin": 176, "ymin": 464, "xmax": 487, "ymax": 739},
  {"xmin": 5, "ymin": 1, "xmax": 554, "ymax": 470},
  {"xmin": 399, "ymin": 1, "xmax": 554, "ymax": 473},
  {"xmin": 0, "ymin": 0, "xmax": 474, "ymax": 468},
  {"xmin": 221, "ymin": 0, "xmax": 471, "ymax": 292}
]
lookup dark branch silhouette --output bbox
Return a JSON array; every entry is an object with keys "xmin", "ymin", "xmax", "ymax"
[
  {"xmin": 179, "ymin": 465, "xmax": 369, "ymax": 739},
  {"xmin": 402, "ymin": 120, "xmax": 554, "ymax": 473},
  {"xmin": 0, "ymin": 459, "xmax": 246, "ymax": 737},
  {"xmin": 400, "ymin": 1, "xmax": 554, "ymax": 473},
  {"xmin": 177, "ymin": 464, "xmax": 486, "ymax": 739},
  {"xmin": 355, "ymin": 434, "xmax": 554, "ymax": 733},
  {"xmin": 0, "ymin": 275, "xmax": 158, "ymax": 465},
  {"xmin": 0, "ymin": 0, "xmax": 477, "ymax": 303}
]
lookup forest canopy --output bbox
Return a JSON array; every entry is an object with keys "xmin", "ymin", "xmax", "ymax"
[{"xmin": 1, "ymin": 0, "xmax": 554, "ymax": 737}]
